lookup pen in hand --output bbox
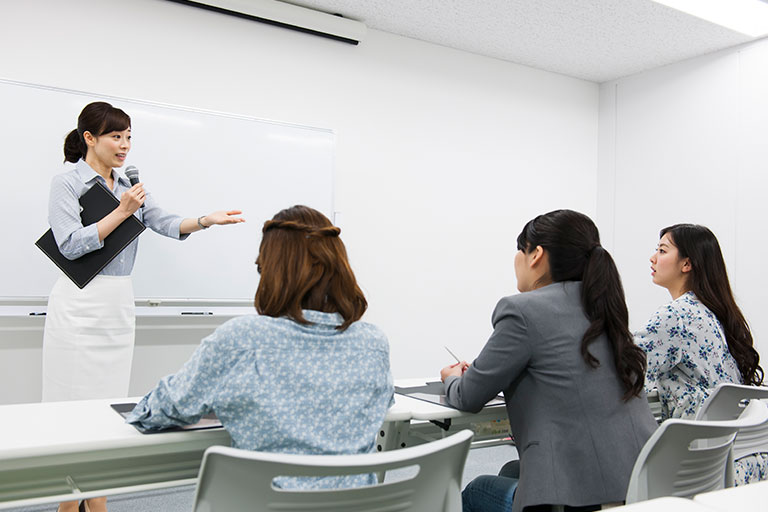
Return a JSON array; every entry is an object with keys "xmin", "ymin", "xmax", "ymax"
[
  {"xmin": 444, "ymin": 346, "xmax": 462, "ymax": 364},
  {"xmin": 441, "ymin": 346, "xmax": 470, "ymax": 381}
]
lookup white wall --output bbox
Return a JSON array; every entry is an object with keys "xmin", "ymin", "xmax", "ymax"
[
  {"xmin": 598, "ymin": 38, "xmax": 768, "ymax": 360},
  {"xmin": 0, "ymin": 0, "xmax": 598, "ymax": 398}
]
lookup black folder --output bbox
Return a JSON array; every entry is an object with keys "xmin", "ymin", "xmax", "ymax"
[
  {"xmin": 111, "ymin": 403, "xmax": 223, "ymax": 434},
  {"xmin": 395, "ymin": 381, "xmax": 506, "ymax": 408},
  {"xmin": 35, "ymin": 181, "xmax": 145, "ymax": 289}
]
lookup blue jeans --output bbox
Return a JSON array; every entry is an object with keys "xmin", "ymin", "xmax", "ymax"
[
  {"xmin": 462, "ymin": 460, "xmax": 603, "ymax": 512},
  {"xmin": 462, "ymin": 460, "xmax": 520, "ymax": 512},
  {"xmin": 462, "ymin": 475, "xmax": 518, "ymax": 512}
]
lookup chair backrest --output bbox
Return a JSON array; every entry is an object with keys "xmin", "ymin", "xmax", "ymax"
[
  {"xmin": 695, "ymin": 383, "xmax": 768, "ymax": 421},
  {"xmin": 192, "ymin": 429, "xmax": 474, "ymax": 512},
  {"xmin": 625, "ymin": 401, "xmax": 768, "ymax": 504},
  {"xmin": 695, "ymin": 383, "xmax": 768, "ymax": 462},
  {"xmin": 625, "ymin": 421, "xmax": 736, "ymax": 503}
]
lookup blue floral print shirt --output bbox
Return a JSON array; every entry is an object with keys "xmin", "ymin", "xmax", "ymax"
[
  {"xmin": 635, "ymin": 292, "xmax": 768, "ymax": 485},
  {"xmin": 127, "ymin": 310, "xmax": 394, "ymax": 489},
  {"xmin": 635, "ymin": 291, "xmax": 742, "ymax": 420}
]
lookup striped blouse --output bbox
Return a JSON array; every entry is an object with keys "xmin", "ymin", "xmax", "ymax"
[{"xmin": 48, "ymin": 159, "xmax": 187, "ymax": 275}]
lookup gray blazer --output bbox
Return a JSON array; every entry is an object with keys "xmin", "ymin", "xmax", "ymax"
[{"xmin": 445, "ymin": 281, "xmax": 657, "ymax": 511}]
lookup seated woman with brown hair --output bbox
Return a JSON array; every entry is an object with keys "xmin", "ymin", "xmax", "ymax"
[{"xmin": 127, "ymin": 205, "xmax": 394, "ymax": 489}]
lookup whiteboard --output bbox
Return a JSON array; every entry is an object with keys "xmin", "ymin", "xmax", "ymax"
[{"xmin": 0, "ymin": 79, "xmax": 334, "ymax": 300}]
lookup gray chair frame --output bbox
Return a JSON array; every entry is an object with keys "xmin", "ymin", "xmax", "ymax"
[{"xmin": 192, "ymin": 429, "xmax": 474, "ymax": 512}]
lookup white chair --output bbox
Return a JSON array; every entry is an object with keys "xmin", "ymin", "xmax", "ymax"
[
  {"xmin": 695, "ymin": 383, "xmax": 768, "ymax": 484},
  {"xmin": 695, "ymin": 383, "xmax": 768, "ymax": 422},
  {"xmin": 625, "ymin": 401, "xmax": 768, "ymax": 504},
  {"xmin": 192, "ymin": 429, "xmax": 474, "ymax": 512}
]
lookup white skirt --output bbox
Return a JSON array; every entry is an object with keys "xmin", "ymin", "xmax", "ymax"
[{"xmin": 42, "ymin": 275, "xmax": 135, "ymax": 402}]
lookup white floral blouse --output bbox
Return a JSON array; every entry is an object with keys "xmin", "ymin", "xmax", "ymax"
[
  {"xmin": 635, "ymin": 291, "xmax": 766, "ymax": 485},
  {"xmin": 636, "ymin": 292, "xmax": 741, "ymax": 419}
]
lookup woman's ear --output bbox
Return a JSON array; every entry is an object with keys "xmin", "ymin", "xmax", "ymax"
[
  {"xmin": 680, "ymin": 257, "xmax": 692, "ymax": 274},
  {"xmin": 530, "ymin": 245, "xmax": 545, "ymax": 267},
  {"xmin": 83, "ymin": 131, "xmax": 96, "ymax": 147}
]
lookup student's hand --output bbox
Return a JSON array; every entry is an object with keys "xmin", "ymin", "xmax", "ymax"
[
  {"xmin": 200, "ymin": 210, "xmax": 245, "ymax": 226},
  {"xmin": 440, "ymin": 361, "xmax": 470, "ymax": 382}
]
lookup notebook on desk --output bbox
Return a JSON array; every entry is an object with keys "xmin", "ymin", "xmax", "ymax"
[
  {"xmin": 111, "ymin": 403, "xmax": 222, "ymax": 434},
  {"xmin": 395, "ymin": 381, "xmax": 506, "ymax": 408}
]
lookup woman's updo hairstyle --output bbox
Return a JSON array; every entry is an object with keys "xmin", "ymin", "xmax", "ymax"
[
  {"xmin": 517, "ymin": 209, "xmax": 646, "ymax": 400},
  {"xmin": 254, "ymin": 205, "xmax": 367, "ymax": 331},
  {"xmin": 63, "ymin": 102, "xmax": 131, "ymax": 163}
]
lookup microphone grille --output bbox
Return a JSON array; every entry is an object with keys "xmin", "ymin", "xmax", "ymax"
[{"xmin": 125, "ymin": 165, "xmax": 139, "ymax": 179}]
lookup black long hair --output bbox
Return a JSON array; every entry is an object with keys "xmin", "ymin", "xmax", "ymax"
[
  {"xmin": 661, "ymin": 224, "xmax": 763, "ymax": 385},
  {"xmin": 63, "ymin": 102, "xmax": 131, "ymax": 163},
  {"xmin": 517, "ymin": 209, "xmax": 646, "ymax": 400}
]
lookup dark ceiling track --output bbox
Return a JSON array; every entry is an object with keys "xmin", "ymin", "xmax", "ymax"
[{"xmin": 166, "ymin": 0, "xmax": 361, "ymax": 45}]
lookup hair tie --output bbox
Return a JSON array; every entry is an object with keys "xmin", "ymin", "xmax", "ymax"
[
  {"xmin": 310, "ymin": 226, "xmax": 341, "ymax": 238},
  {"xmin": 587, "ymin": 244, "xmax": 602, "ymax": 258}
]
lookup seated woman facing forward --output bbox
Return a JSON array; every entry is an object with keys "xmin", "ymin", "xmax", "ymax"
[
  {"xmin": 441, "ymin": 210, "xmax": 657, "ymax": 512},
  {"xmin": 127, "ymin": 205, "xmax": 394, "ymax": 489}
]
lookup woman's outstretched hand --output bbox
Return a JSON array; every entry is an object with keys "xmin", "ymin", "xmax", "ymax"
[{"xmin": 201, "ymin": 210, "xmax": 246, "ymax": 226}]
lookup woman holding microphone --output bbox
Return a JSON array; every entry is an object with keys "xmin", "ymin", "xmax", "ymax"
[{"xmin": 44, "ymin": 101, "xmax": 243, "ymax": 512}]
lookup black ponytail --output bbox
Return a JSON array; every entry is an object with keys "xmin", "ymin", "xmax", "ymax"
[
  {"xmin": 517, "ymin": 210, "xmax": 646, "ymax": 400},
  {"xmin": 63, "ymin": 102, "xmax": 131, "ymax": 163},
  {"xmin": 63, "ymin": 129, "xmax": 86, "ymax": 163},
  {"xmin": 581, "ymin": 245, "xmax": 647, "ymax": 400}
]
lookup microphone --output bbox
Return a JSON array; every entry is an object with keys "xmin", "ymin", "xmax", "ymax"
[{"xmin": 124, "ymin": 165, "xmax": 145, "ymax": 208}]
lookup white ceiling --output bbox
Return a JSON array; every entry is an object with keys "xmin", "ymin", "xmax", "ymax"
[{"xmin": 287, "ymin": 0, "xmax": 760, "ymax": 83}]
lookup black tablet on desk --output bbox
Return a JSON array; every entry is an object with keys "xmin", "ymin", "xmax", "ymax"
[
  {"xmin": 395, "ymin": 381, "xmax": 506, "ymax": 408},
  {"xmin": 111, "ymin": 403, "xmax": 223, "ymax": 434}
]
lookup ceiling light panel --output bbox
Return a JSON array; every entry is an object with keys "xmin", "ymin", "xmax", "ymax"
[{"xmin": 652, "ymin": 0, "xmax": 768, "ymax": 36}]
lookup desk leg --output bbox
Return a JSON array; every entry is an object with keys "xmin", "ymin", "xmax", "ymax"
[
  {"xmin": 375, "ymin": 420, "xmax": 411, "ymax": 482},
  {"xmin": 377, "ymin": 420, "xmax": 411, "ymax": 452}
]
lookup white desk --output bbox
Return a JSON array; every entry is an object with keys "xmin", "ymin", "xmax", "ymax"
[
  {"xmin": 0, "ymin": 398, "xmax": 231, "ymax": 509},
  {"xmin": 693, "ymin": 480, "xmax": 768, "ymax": 509},
  {"xmin": 0, "ymin": 380, "xmax": 508, "ymax": 509},
  {"xmin": 377, "ymin": 378, "xmax": 511, "ymax": 452},
  {"xmin": 611, "ymin": 497, "xmax": 715, "ymax": 511},
  {"xmin": 0, "ymin": 379, "xmax": 663, "ymax": 509}
]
